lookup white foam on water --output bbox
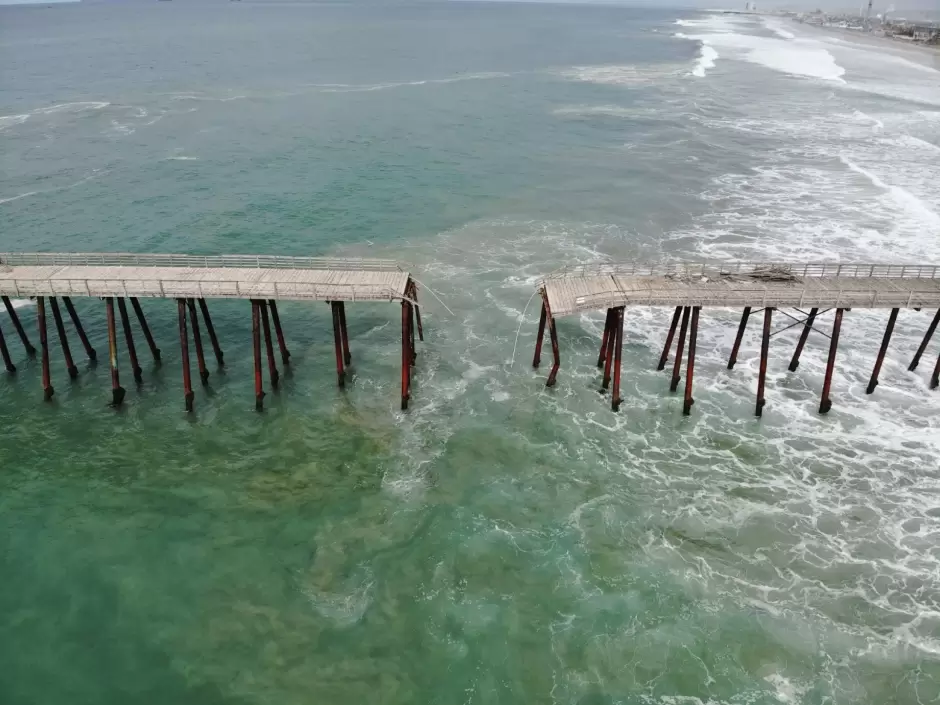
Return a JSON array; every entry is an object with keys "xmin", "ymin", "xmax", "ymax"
[
  {"xmin": 0, "ymin": 170, "xmax": 107, "ymax": 207},
  {"xmin": 557, "ymin": 64, "xmax": 682, "ymax": 86},
  {"xmin": 840, "ymin": 155, "xmax": 940, "ymax": 232},
  {"xmin": 691, "ymin": 45, "xmax": 719, "ymax": 78},
  {"xmin": 32, "ymin": 101, "xmax": 110, "ymax": 115},
  {"xmin": 0, "ymin": 114, "xmax": 30, "ymax": 131},
  {"xmin": 0, "ymin": 298, "xmax": 34, "ymax": 311}
]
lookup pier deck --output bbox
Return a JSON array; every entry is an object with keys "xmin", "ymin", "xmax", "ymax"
[
  {"xmin": 540, "ymin": 262, "xmax": 940, "ymax": 317},
  {"xmin": 0, "ymin": 253, "xmax": 410, "ymax": 303}
]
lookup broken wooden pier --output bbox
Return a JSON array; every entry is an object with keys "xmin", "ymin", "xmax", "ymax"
[
  {"xmin": 0, "ymin": 252, "xmax": 423, "ymax": 411},
  {"xmin": 533, "ymin": 262, "xmax": 940, "ymax": 415}
]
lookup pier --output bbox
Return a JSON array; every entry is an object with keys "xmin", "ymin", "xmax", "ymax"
[
  {"xmin": 0, "ymin": 253, "xmax": 423, "ymax": 410},
  {"xmin": 532, "ymin": 262, "xmax": 940, "ymax": 415}
]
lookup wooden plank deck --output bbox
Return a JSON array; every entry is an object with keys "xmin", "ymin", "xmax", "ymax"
[
  {"xmin": 540, "ymin": 262, "xmax": 940, "ymax": 317},
  {"xmin": 0, "ymin": 253, "xmax": 411, "ymax": 303}
]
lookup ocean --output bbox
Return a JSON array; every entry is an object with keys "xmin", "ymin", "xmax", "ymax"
[{"xmin": 1, "ymin": 2, "xmax": 939, "ymax": 703}]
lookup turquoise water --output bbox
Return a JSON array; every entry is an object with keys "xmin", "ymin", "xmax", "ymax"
[{"xmin": 2, "ymin": 3, "xmax": 940, "ymax": 704}]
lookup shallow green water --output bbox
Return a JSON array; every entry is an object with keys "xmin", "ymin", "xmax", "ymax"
[{"xmin": 2, "ymin": 3, "xmax": 939, "ymax": 704}]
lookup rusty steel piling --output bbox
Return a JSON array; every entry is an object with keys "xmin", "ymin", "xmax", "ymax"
[
  {"xmin": 3, "ymin": 295, "xmax": 36, "ymax": 356},
  {"xmin": 756, "ymin": 308, "xmax": 773, "ymax": 418},
  {"xmin": 259, "ymin": 300, "xmax": 279, "ymax": 389},
  {"xmin": 331, "ymin": 301, "xmax": 346, "ymax": 389},
  {"xmin": 197, "ymin": 299, "xmax": 223, "ymax": 367},
  {"xmin": 252, "ymin": 301, "xmax": 265, "ymax": 411},
  {"xmin": 105, "ymin": 298, "xmax": 125, "ymax": 407},
  {"xmin": 601, "ymin": 310, "xmax": 616, "ymax": 392},
  {"xmin": 337, "ymin": 301, "xmax": 352, "ymax": 366},
  {"xmin": 130, "ymin": 297, "xmax": 161, "ymax": 364},
  {"xmin": 727, "ymin": 306, "xmax": 751, "ymax": 370},
  {"xmin": 37, "ymin": 297, "xmax": 54, "ymax": 401},
  {"xmin": 532, "ymin": 300, "xmax": 547, "ymax": 369},
  {"xmin": 401, "ymin": 299, "xmax": 411, "ymax": 410},
  {"xmin": 657, "ymin": 306, "xmax": 682, "ymax": 371},
  {"xmin": 908, "ymin": 309, "xmax": 939, "ymax": 372},
  {"xmin": 670, "ymin": 307, "xmax": 691, "ymax": 393},
  {"xmin": 787, "ymin": 307, "xmax": 818, "ymax": 372},
  {"xmin": 177, "ymin": 299, "xmax": 194, "ymax": 412},
  {"xmin": 63, "ymin": 296, "xmax": 96, "ymax": 362},
  {"xmin": 117, "ymin": 298, "xmax": 143, "ymax": 384},
  {"xmin": 186, "ymin": 299, "xmax": 209, "ymax": 386},
  {"xmin": 611, "ymin": 306, "xmax": 624, "ymax": 412},
  {"xmin": 0, "ymin": 324, "xmax": 14, "ymax": 373},
  {"xmin": 684, "ymin": 307, "xmax": 700, "ymax": 416},
  {"xmin": 410, "ymin": 281, "xmax": 424, "ymax": 342},
  {"xmin": 49, "ymin": 297, "xmax": 78, "ymax": 380},
  {"xmin": 267, "ymin": 300, "xmax": 289, "ymax": 367},
  {"xmin": 546, "ymin": 297, "xmax": 561, "ymax": 388},
  {"xmin": 819, "ymin": 308, "xmax": 845, "ymax": 414},
  {"xmin": 867, "ymin": 308, "xmax": 899, "ymax": 394},
  {"xmin": 598, "ymin": 308, "xmax": 614, "ymax": 368}
]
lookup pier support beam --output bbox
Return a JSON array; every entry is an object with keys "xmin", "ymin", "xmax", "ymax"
[
  {"xmin": 598, "ymin": 308, "xmax": 614, "ymax": 368},
  {"xmin": 117, "ymin": 298, "xmax": 143, "ymax": 384},
  {"xmin": 105, "ymin": 298, "xmax": 125, "ymax": 407},
  {"xmin": 331, "ymin": 301, "xmax": 346, "ymax": 389},
  {"xmin": 787, "ymin": 307, "xmax": 818, "ymax": 372},
  {"xmin": 252, "ymin": 301, "xmax": 265, "ymax": 412},
  {"xmin": 337, "ymin": 301, "xmax": 352, "ymax": 366},
  {"xmin": 601, "ymin": 309, "xmax": 615, "ymax": 391},
  {"xmin": 684, "ymin": 307, "xmax": 700, "ymax": 416},
  {"xmin": 2, "ymin": 295, "xmax": 36, "ymax": 356},
  {"xmin": 401, "ymin": 298, "xmax": 410, "ymax": 410},
  {"xmin": 819, "ymin": 308, "xmax": 845, "ymax": 415},
  {"xmin": 931, "ymin": 351, "xmax": 939, "ymax": 391},
  {"xmin": 545, "ymin": 297, "xmax": 561, "ymax": 388},
  {"xmin": 657, "ymin": 306, "xmax": 682, "ymax": 371},
  {"xmin": 260, "ymin": 301, "xmax": 279, "ymax": 389},
  {"xmin": 267, "ymin": 300, "xmax": 289, "ymax": 367},
  {"xmin": 37, "ymin": 297, "xmax": 54, "ymax": 401},
  {"xmin": 178, "ymin": 299, "xmax": 194, "ymax": 412},
  {"xmin": 908, "ymin": 309, "xmax": 939, "ymax": 372},
  {"xmin": 611, "ymin": 306, "xmax": 624, "ymax": 412},
  {"xmin": 867, "ymin": 307, "xmax": 898, "ymax": 394},
  {"xmin": 670, "ymin": 307, "xmax": 691, "ymax": 393},
  {"xmin": 410, "ymin": 281, "xmax": 424, "ymax": 342},
  {"xmin": 756, "ymin": 308, "xmax": 772, "ymax": 418},
  {"xmin": 130, "ymin": 297, "xmax": 161, "ymax": 364},
  {"xmin": 0, "ymin": 325, "xmax": 14, "ymax": 373},
  {"xmin": 50, "ymin": 297, "xmax": 78, "ymax": 379},
  {"xmin": 197, "ymin": 299, "xmax": 223, "ymax": 367},
  {"xmin": 727, "ymin": 306, "xmax": 751, "ymax": 370},
  {"xmin": 63, "ymin": 296, "xmax": 96, "ymax": 362},
  {"xmin": 186, "ymin": 299, "xmax": 209, "ymax": 386},
  {"xmin": 533, "ymin": 298, "xmax": 547, "ymax": 369}
]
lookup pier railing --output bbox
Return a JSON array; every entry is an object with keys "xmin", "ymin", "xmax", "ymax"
[
  {"xmin": 0, "ymin": 252, "xmax": 404, "ymax": 272},
  {"xmin": 540, "ymin": 262, "xmax": 940, "ymax": 282}
]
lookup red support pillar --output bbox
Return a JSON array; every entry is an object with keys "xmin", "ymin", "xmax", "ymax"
[
  {"xmin": 670, "ymin": 307, "xmax": 691, "ymax": 392},
  {"xmin": 50, "ymin": 297, "xmax": 78, "ymax": 380},
  {"xmin": 186, "ymin": 298, "xmax": 209, "ymax": 386},
  {"xmin": 130, "ymin": 297, "xmax": 161, "ymax": 364},
  {"xmin": 657, "ymin": 306, "xmax": 682, "ymax": 371},
  {"xmin": 178, "ymin": 299, "xmax": 194, "ymax": 412},
  {"xmin": 259, "ymin": 300, "xmax": 279, "ymax": 389},
  {"xmin": 684, "ymin": 307, "xmax": 700, "ymax": 415},
  {"xmin": 0, "ymin": 325, "xmax": 14, "ymax": 373},
  {"xmin": 267, "ymin": 299, "xmax": 289, "ymax": 367},
  {"xmin": 106, "ymin": 298, "xmax": 125, "ymax": 407},
  {"xmin": 787, "ymin": 307, "xmax": 818, "ymax": 372},
  {"xmin": 908, "ymin": 309, "xmax": 939, "ymax": 372},
  {"xmin": 64, "ymin": 296, "xmax": 96, "ymax": 362},
  {"xmin": 545, "ymin": 297, "xmax": 561, "ymax": 388},
  {"xmin": 867, "ymin": 307, "xmax": 898, "ymax": 394},
  {"xmin": 611, "ymin": 307, "xmax": 624, "ymax": 412},
  {"xmin": 598, "ymin": 308, "xmax": 614, "ymax": 368},
  {"xmin": 252, "ymin": 301, "xmax": 265, "ymax": 411},
  {"xmin": 756, "ymin": 308, "xmax": 773, "ymax": 418},
  {"xmin": 410, "ymin": 281, "xmax": 424, "ymax": 342},
  {"xmin": 532, "ymin": 295, "xmax": 547, "ymax": 369},
  {"xmin": 727, "ymin": 306, "xmax": 751, "ymax": 370},
  {"xmin": 337, "ymin": 301, "xmax": 352, "ymax": 366},
  {"xmin": 197, "ymin": 299, "xmax": 222, "ymax": 367},
  {"xmin": 2, "ymin": 295, "xmax": 36, "ymax": 356},
  {"xmin": 117, "ymin": 298, "xmax": 143, "ymax": 384},
  {"xmin": 37, "ymin": 297, "xmax": 54, "ymax": 401},
  {"xmin": 601, "ymin": 311, "xmax": 616, "ymax": 392},
  {"xmin": 819, "ymin": 308, "xmax": 844, "ymax": 414},
  {"xmin": 331, "ymin": 301, "xmax": 346, "ymax": 389},
  {"xmin": 401, "ymin": 299, "xmax": 410, "ymax": 410}
]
